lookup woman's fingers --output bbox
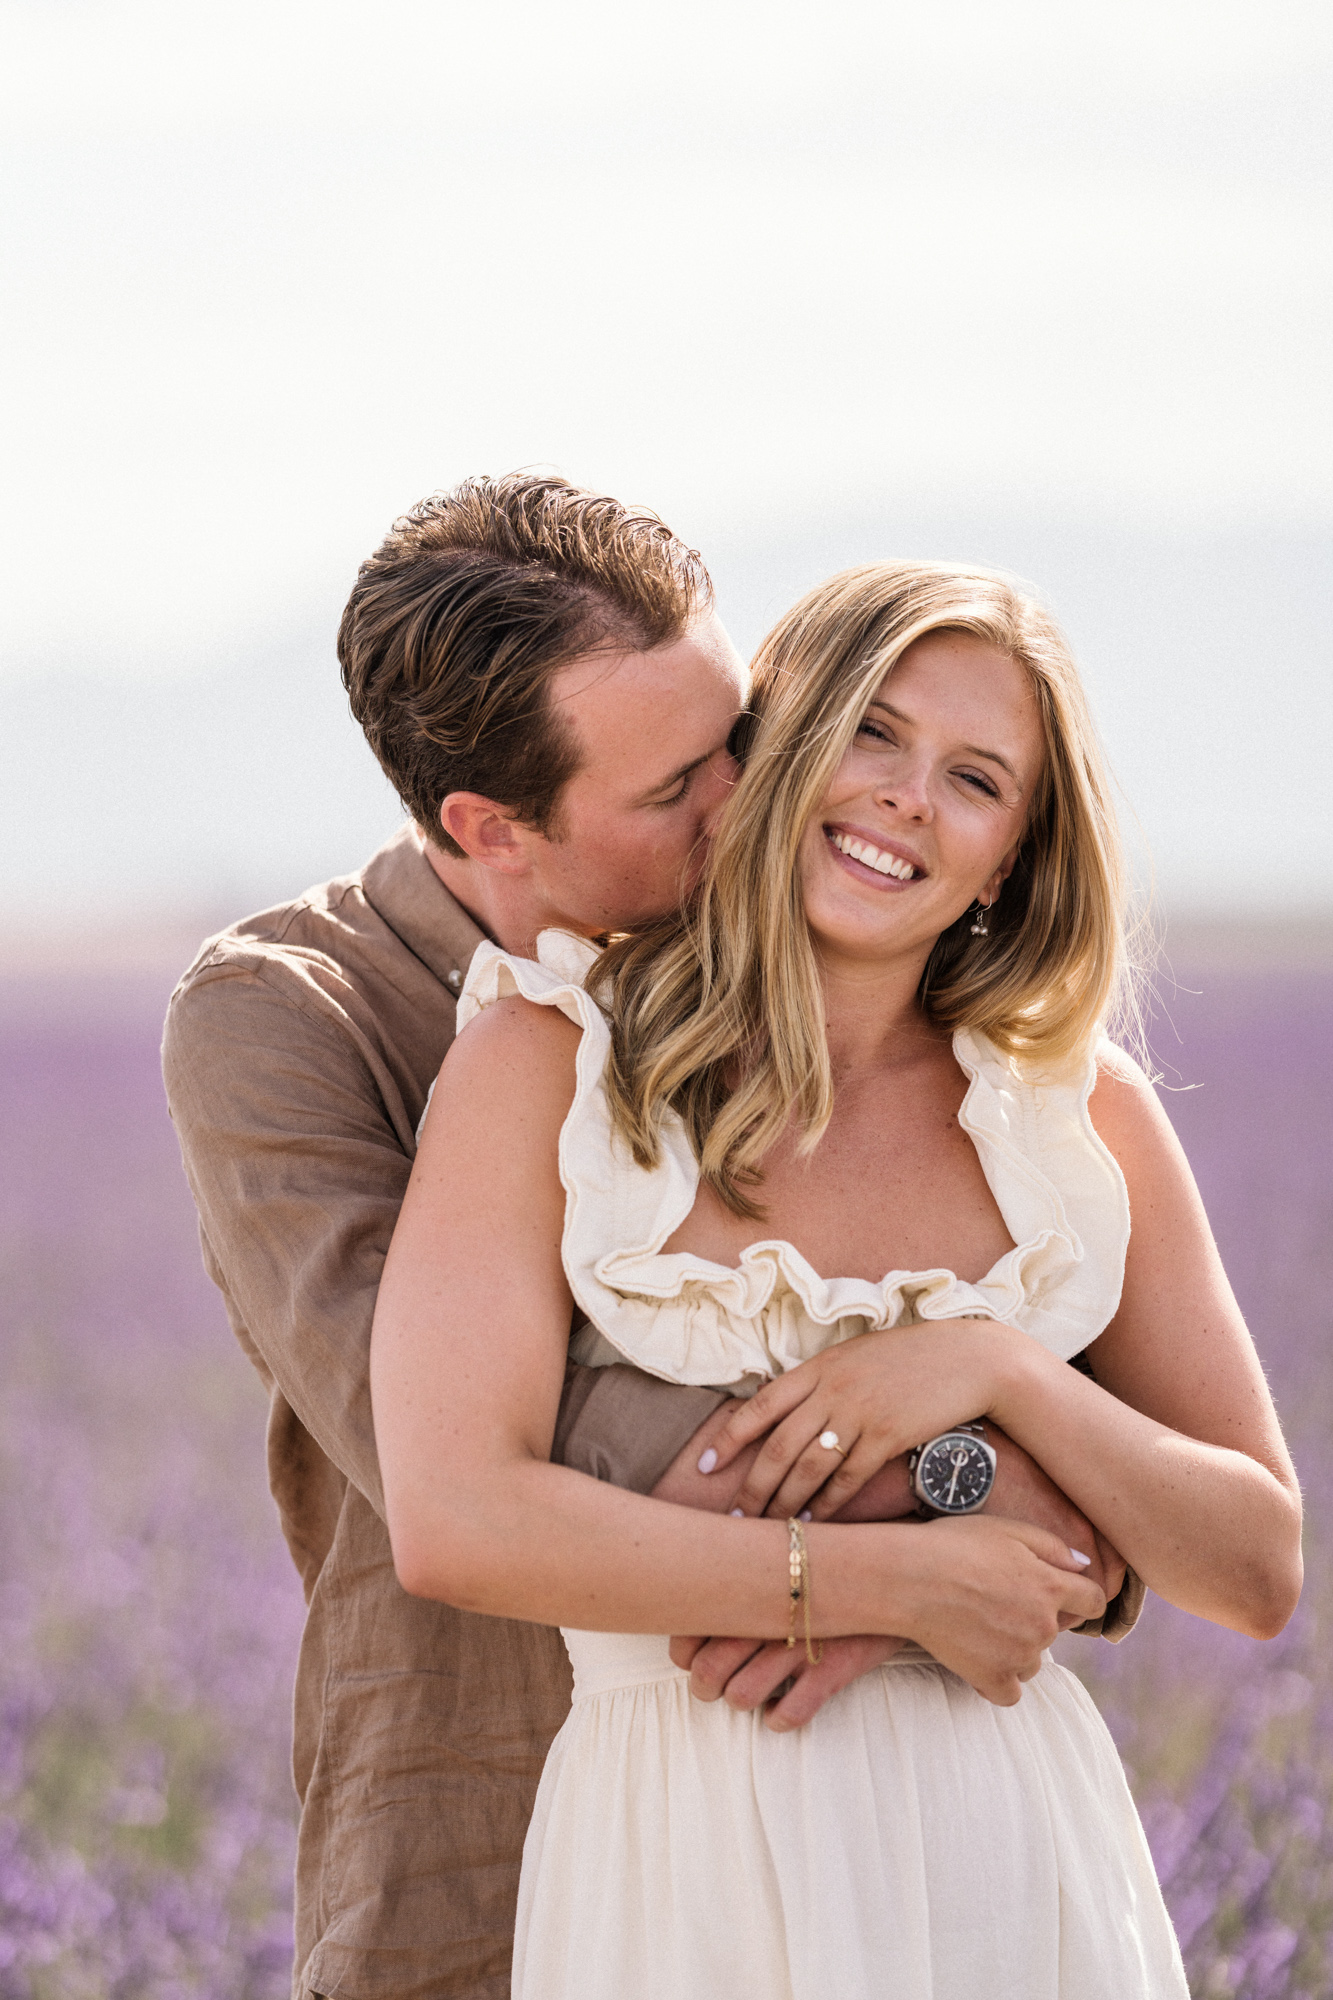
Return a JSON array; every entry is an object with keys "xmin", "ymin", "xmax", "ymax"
[
  {"xmin": 726, "ymin": 1402, "xmax": 901, "ymax": 1521},
  {"xmin": 725, "ymin": 1406, "xmax": 835, "ymax": 1516},
  {"xmin": 897, "ymin": 1516, "xmax": 1107, "ymax": 1704},
  {"xmin": 770, "ymin": 1433, "xmax": 882, "ymax": 1521},
  {"xmin": 697, "ymin": 1370, "xmax": 816, "ymax": 1476},
  {"xmin": 1000, "ymin": 1518, "xmax": 1109, "ymax": 1595}
]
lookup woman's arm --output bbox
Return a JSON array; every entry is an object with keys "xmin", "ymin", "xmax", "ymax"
[
  {"xmin": 1054, "ymin": 1050, "xmax": 1301, "ymax": 1631},
  {"xmin": 653, "ymin": 1398, "xmax": 1122, "ymax": 1733},
  {"xmin": 653, "ymin": 1403, "xmax": 1125, "ymax": 1601},
  {"xmin": 369, "ymin": 996, "xmax": 1105, "ymax": 1704},
  {"xmin": 703, "ymin": 1052, "xmax": 1302, "ymax": 1641}
]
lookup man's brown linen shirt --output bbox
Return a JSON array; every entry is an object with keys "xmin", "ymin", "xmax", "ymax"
[{"xmin": 162, "ymin": 825, "xmax": 723, "ymax": 2000}]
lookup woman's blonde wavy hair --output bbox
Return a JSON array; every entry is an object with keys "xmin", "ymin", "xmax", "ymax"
[{"xmin": 596, "ymin": 560, "xmax": 1133, "ymax": 1216}]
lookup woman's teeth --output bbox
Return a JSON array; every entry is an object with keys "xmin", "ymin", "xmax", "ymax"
[{"xmin": 830, "ymin": 830, "xmax": 916, "ymax": 880}]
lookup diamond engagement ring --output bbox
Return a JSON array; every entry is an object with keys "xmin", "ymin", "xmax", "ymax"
[{"xmin": 818, "ymin": 1430, "xmax": 847, "ymax": 1454}]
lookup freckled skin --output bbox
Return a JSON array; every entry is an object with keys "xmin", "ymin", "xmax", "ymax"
[{"xmin": 664, "ymin": 634, "xmax": 1044, "ymax": 1285}]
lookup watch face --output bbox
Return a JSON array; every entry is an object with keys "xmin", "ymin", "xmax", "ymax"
[{"xmin": 916, "ymin": 1433, "xmax": 995, "ymax": 1514}]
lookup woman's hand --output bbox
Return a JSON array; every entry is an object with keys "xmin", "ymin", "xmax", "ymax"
[
  {"xmin": 892, "ymin": 1516, "xmax": 1105, "ymax": 1703},
  {"xmin": 672, "ymin": 1518, "xmax": 1101, "ymax": 1714},
  {"xmin": 700, "ymin": 1319, "xmax": 1013, "ymax": 1520},
  {"xmin": 982, "ymin": 1429, "xmax": 1126, "ymax": 1603},
  {"xmin": 667, "ymin": 1419, "xmax": 1121, "ymax": 1729}
]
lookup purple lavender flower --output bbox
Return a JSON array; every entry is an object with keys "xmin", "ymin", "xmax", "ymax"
[
  {"xmin": 1, "ymin": 983, "xmax": 303, "ymax": 1997},
  {"xmin": 1054, "ymin": 968, "xmax": 1333, "ymax": 1997},
  {"xmin": 1, "ymin": 958, "xmax": 1330, "ymax": 1996}
]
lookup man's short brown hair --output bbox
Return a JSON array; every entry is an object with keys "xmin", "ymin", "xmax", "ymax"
[{"xmin": 339, "ymin": 473, "xmax": 713, "ymax": 856}]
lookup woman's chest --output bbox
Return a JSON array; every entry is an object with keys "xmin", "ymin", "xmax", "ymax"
[{"xmin": 662, "ymin": 1069, "xmax": 1017, "ymax": 1287}]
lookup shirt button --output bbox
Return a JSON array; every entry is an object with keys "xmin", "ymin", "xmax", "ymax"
[{"xmin": 446, "ymin": 968, "xmax": 463, "ymax": 992}]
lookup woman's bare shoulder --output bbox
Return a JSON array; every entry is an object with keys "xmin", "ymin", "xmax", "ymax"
[
  {"xmin": 447, "ymin": 991, "xmax": 581, "ymax": 1075},
  {"xmin": 434, "ymin": 992, "xmax": 583, "ymax": 1128},
  {"xmin": 1088, "ymin": 1040, "xmax": 1191, "ymax": 1189},
  {"xmin": 452, "ymin": 990, "xmax": 583, "ymax": 1052}
]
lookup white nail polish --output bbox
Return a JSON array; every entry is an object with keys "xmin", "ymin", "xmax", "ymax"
[
  {"xmin": 730, "ymin": 1507, "xmax": 746, "ymax": 1518},
  {"xmin": 1068, "ymin": 1547, "xmax": 1092, "ymax": 1566},
  {"xmin": 799, "ymin": 1510, "xmax": 812, "ymax": 1523},
  {"xmin": 697, "ymin": 1447, "xmax": 718, "ymax": 1474}
]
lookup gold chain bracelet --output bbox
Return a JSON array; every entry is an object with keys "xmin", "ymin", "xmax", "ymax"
[{"xmin": 786, "ymin": 1518, "xmax": 822, "ymax": 1666}]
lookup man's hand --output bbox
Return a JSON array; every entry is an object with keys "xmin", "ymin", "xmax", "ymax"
[
  {"xmin": 653, "ymin": 1405, "xmax": 1123, "ymax": 1726},
  {"xmin": 668, "ymin": 1633, "xmax": 904, "ymax": 1731}
]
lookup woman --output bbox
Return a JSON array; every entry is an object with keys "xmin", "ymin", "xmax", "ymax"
[{"xmin": 372, "ymin": 561, "xmax": 1302, "ymax": 1998}]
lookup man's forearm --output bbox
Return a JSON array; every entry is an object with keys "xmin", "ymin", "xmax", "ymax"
[{"xmin": 552, "ymin": 1359, "xmax": 730, "ymax": 1493}]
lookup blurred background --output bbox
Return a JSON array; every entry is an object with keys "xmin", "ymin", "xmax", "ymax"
[
  {"xmin": 2, "ymin": 3, "xmax": 1330, "ymax": 1994},
  {"xmin": 3, "ymin": 0, "xmax": 1332, "ymax": 934}
]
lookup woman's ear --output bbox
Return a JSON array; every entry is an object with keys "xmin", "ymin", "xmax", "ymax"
[
  {"xmin": 438, "ymin": 793, "xmax": 535, "ymax": 875},
  {"xmin": 984, "ymin": 841, "xmax": 1023, "ymax": 904}
]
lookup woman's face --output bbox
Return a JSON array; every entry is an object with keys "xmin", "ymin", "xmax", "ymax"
[{"xmin": 798, "ymin": 630, "xmax": 1045, "ymax": 971}]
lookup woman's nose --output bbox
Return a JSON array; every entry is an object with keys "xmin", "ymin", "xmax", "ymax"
[{"xmin": 878, "ymin": 763, "xmax": 932, "ymax": 820}]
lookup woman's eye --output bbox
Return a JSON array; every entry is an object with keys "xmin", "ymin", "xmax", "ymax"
[
  {"xmin": 959, "ymin": 771, "xmax": 1000, "ymax": 799},
  {"xmin": 856, "ymin": 719, "xmax": 892, "ymax": 745},
  {"xmin": 655, "ymin": 771, "xmax": 693, "ymax": 807}
]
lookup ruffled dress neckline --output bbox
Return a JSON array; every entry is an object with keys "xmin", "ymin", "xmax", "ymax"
[{"xmin": 457, "ymin": 930, "xmax": 1131, "ymax": 1386}]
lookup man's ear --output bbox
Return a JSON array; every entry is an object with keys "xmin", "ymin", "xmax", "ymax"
[{"xmin": 439, "ymin": 793, "xmax": 539, "ymax": 875}]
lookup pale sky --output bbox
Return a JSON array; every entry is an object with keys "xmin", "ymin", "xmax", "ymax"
[{"xmin": 2, "ymin": 0, "xmax": 1330, "ymax": 922}]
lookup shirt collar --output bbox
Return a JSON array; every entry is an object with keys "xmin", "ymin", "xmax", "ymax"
[{"xmin": 361, "ymin": 823, "xmax": 487, "ymax": 996}]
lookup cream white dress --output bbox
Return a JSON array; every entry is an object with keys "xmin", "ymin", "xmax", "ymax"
[{"xmin": 457, "ymin": 933, "xmax": 1188, "ymax": 2000}]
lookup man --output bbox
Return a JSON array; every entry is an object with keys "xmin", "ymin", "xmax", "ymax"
[{"xmin": 164, "ymin": 473, "xmax": 1129, "ymax": 1999}]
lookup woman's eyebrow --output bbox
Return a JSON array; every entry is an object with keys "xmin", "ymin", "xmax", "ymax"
[{"xmin": 871, "ymin": 702, "xmax": 1021, "ymax": 786}]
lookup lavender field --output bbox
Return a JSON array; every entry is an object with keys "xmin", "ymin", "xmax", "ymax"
[{"xmin": 1, "ymin": 954, "xmax": 1330, "ymax": 1998}]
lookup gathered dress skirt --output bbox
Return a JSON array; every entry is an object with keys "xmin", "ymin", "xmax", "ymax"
[{"xmin": 511, "ymin": 1630, "xmax": 1188, "ymax": 2000}]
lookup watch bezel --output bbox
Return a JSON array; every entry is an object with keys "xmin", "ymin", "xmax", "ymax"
[{"xmin": 910, "ymin": 1427, "xmax": 998, "ymax": 1516}]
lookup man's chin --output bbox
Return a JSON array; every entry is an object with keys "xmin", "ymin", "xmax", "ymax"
[{"xmin": 587, "ymin": 892, "xmax": 700, "ymax": 939}]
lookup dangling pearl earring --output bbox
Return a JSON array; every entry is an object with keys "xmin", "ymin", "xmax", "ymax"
[{"xmin": 970, "ymin": 897, "xmax": 992, "ymax": 938}]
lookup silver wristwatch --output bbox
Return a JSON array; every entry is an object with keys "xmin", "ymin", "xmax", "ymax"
[{"xmin": 909, "ymin": 1421, "xmax": 997, "ymax": 1516}]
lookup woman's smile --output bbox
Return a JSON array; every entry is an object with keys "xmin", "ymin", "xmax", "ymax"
[
  {"xmin": 802, "ymin": 631, "xmax": 1044, "ymax": 965},
  {"xmin": 823, "ymin": 824, "xmax": 924, "ymax": 885}
]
